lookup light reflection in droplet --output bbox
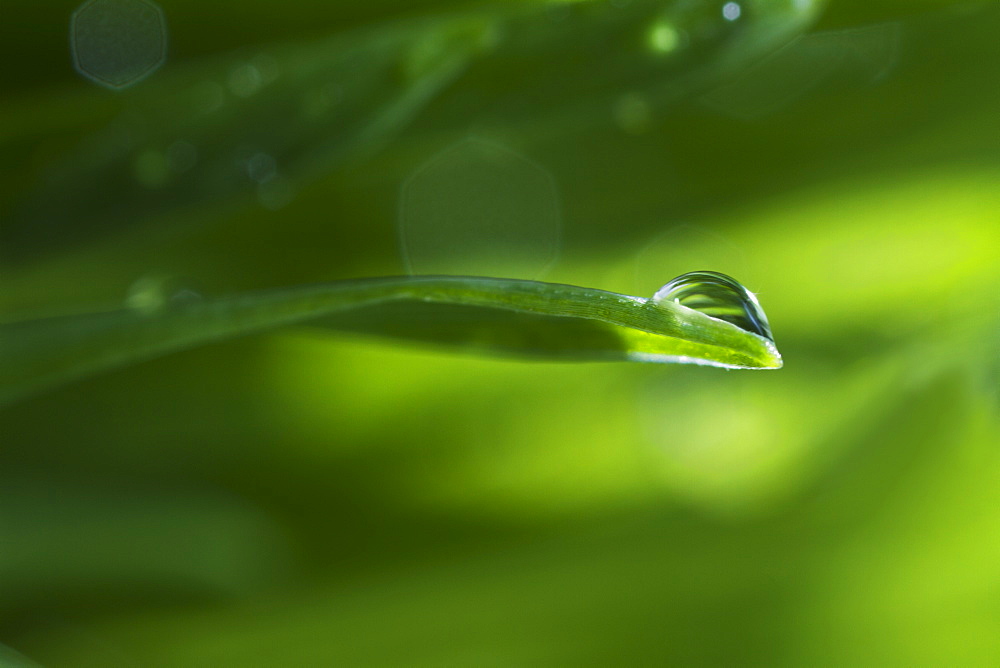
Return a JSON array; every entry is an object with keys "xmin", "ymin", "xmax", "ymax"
[
  {"xmin": 722, "ymin": 2, "xmax": 742, "ymax": 21},
  {"xmin": 652, "ymin": 270, "xmax": 773, "ymax": 341}
]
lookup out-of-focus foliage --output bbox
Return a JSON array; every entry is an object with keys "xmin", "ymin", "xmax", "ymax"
[{"xmin": 1, "ymin": 0, "xmax": 998, "ymax": 665}]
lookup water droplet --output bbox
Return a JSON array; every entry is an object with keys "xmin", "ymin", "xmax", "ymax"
[{"xmin": 652, "ymin": 270, "xmax": 774, "ymax": 341}]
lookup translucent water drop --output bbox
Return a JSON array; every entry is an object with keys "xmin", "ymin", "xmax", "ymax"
[{"xmin": 652, "ymin": 271, "xmax": 774, "ymax": 341}]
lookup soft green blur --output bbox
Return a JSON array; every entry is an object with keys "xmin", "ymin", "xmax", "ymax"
[{"xmin": 1, "ymin": 0, "xmax": 998, "ymax": 665}]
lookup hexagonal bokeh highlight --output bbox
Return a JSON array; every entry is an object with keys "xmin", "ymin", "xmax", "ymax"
[
  {"xmin": 71, "ymin": 0, "xmax": 168, "ymax": 89},
  {"xmin": 399, "ymin": 139, "xmax": 561, "ymax": 278}
]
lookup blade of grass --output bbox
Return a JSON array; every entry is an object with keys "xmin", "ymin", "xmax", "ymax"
[{"xmin": 0, "ymin": 275, "xmax": 782, "ymax": 407}]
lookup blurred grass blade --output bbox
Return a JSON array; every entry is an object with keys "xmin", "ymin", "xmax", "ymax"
[
  {"xmin": 701, "ymin": 22, "xmax": 902, "ymax": 119},
  {"xmin": 3, "ymin": 13, "xmax": 497, "ymax": 260},
  {"xmin": 0, "ymin": 275, "xmax": 781, "ymax": 406},
  {"xmin": 2, "ymin": 0, "xmax": 822, "ymax": 263}
]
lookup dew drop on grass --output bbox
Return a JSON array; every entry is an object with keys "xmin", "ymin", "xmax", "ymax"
[{"xmin": 652, "ymin": 270, "xmax": 774, "ymax": 341}]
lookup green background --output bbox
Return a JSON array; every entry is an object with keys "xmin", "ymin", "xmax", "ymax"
[{"xmin": 1, "ymin": 0, "xmax": 998, "ymax": 664}]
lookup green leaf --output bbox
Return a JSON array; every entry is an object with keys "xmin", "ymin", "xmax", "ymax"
[{"xmin": 0, "ymin": 275, "xmax": 781, "ymax": 407}]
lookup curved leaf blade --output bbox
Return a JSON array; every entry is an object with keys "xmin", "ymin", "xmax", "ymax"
[{"xmin": 0, "ymin": 276, "xmax": 782, "ymax": 407}]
